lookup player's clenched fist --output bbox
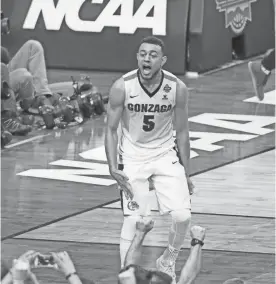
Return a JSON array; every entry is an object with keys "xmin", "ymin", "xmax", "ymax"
[
  {"xmin": 111, "ymin": 169, "xmax": 134, "ymax": 200},
  {"xmin": 190, "ymin": 225, "xmax": 206, "ymax": 241},
  {"xmin": 136, "ymin": 218, "xmax": 154, "ymax": 233}
]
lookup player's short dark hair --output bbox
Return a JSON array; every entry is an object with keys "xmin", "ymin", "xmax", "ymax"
[
  {"xmin": 119, "ymin": 265, "xmax": 172, "ymax": 284},
  {"xmin": 139, "ymin": 36, "xmax": 165, "ymax": 54},
  {"xmin": 148, "ymin": 270, "xmax": 173, "ymax": 284}
]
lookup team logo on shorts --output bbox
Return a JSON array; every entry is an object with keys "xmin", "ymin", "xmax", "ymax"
[
  {"xmin": 127, "ymin": 201, "xmax": 140, "ymax": 211},
  {"xmin": 215, "ymin": 0, "xmax": 257, "ymax": 34}
]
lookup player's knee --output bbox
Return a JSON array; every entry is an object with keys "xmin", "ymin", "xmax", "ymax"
[
  {"xmin": 120, "ymin": 215, "xmax": 141, "ymax": 241},
  {"xmin": 25, "ymin": 40, "xmax": 44, "ymax": 53},
  {"xmin": 14, "ymin": 68, "xmax": 32, "ymax": 83},
  {"xmin": 22, "ymin": 71, "xmax": 33, "ymax": 84},
  {"xmin": 170, "ymin": 208, "xmax": 191, "ymax": 223}
]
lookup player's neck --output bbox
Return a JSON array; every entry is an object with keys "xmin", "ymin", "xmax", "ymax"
[{"xmin": 139, "ymin": 69, "xmax": 163, "ymax": 87}]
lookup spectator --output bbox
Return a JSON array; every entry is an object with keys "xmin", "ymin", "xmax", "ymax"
[
  {"xmin": 248, "ymin": 48, "xmax": 275, "ymax": 101},
  {"xmin": 247, "ymin": 0, "xmax": 275, "ymax": 101},
  {"xmin": 1, "ymin": 250, "xmax": 40, "ymax": 284},
  {"xmin": 51, "ymin": 251, "xmax": 96, "ymax": 284},
  {"xmin": 2, "ymin": 40, "xmax": 60, "ymax": 112},
  {"xmin": 1, "ymin": 250, "xmax": 95, "ymax": 284},
  {"xmin": 1, "ymin": 40, "xmax": 104, "ymax": 134},
  {"xmin": 1, "ymin": 40, "xmax": 64, "ymax": 138},
  {"xmin": 1, "ymin": 59, "xmax": 33, "ymax": 137},
  {"xmin": 119, "ymin": 218, "xmax": 206, "ymax": 284}
]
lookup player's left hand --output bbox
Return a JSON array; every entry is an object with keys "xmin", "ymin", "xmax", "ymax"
[{"xmin": 187, "ymin": 176, "xmax": 194, "ymax": 195}]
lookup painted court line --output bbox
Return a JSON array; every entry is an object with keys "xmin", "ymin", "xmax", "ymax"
[
  {"xmin": 201, "ymin": 54, "xmax": 263, "ymax": 76},
  {"xmin": 243, "ymin": 90, "xmax": 276, "ymax": 105},
  {"xmin": 11, "ymin": 149, "xmax": 275, "ymax": 254},
  {"xmin": 1, "ymin": 199, "xmax": 118, "ymax": 241},
  {"xmin": 4, "ymin": 134, "xmax": 51, "ymax": 149},
  {"xmin": 14, "ymin": 207, "xmax": 274, "ymax": 254}
]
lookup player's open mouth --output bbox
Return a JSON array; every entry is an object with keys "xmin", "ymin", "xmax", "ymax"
[{"xmin": 142, "ymin": 65, "xmax": 152, "ymax": 75}]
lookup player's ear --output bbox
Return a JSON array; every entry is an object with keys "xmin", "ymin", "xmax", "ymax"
[
  {"xmin": 136, "ymin": 52, "xmax": 139, "ymax": 62},
  {"xmin": 161, "ymin": 56, "xmax": 167, "ymax": 67}
]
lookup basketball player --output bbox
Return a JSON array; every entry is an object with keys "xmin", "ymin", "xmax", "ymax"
[
  {"xmin": 105, "ymin": 36, "xmax": 193, "ymax": 283},
  {"xmin": 248, "ymin": 48, "xmax": 275, "ymax": 101}
]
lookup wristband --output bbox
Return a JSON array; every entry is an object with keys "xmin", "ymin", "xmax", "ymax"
[
  {"xmin": 191, "ymin": 238, "xmax": 204, "ymax": 247},
  {"xmin": 65, "ymin": 272, "xmax": 77, "ymax": 280}
]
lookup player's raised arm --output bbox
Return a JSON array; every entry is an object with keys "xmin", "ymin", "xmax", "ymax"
[
  {"xmin": 105, "ymin": 78, "xmax": 133, "ymax": 200},
  {"xmin": 174, "ymin": 79, "xmax": 194, "ymax": 194}
]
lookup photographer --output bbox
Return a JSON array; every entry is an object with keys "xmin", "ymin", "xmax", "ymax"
[
  {"xmin": 1, "ymin": 10, "xmax": 59, "ymax": 110},
  {"xmin": 3, "ymin": 39, "xmax": 60, "ymax": 111},
  {"xmin": 1, "ymin": 250, "xmax": 40, "ymax": 284},
  {"xmin": 1, "ymin": 11, "xmax": 63, "ymax": 137},
  {"xmin": 1, "ymin": 250, "xmax": 95, "ymax": 284},
  {"xmin": 1, "ymin": 41, "xmax": 60, "ymax": 110},
  {"xmin": 1, "ymin": 56, "xmax": 33, "ymax": 138}
]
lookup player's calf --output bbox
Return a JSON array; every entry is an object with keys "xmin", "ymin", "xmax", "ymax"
[
  {"xmin": 165, "ymin": 209, "xmax": 191, "ymax": 262},
  {"xmin": 157, "ymin": 209, "xmax": 191, "ymax": 282},
  {"xmin": 120, "ymin": 215, "xmax": 143, "ymax": 268}
]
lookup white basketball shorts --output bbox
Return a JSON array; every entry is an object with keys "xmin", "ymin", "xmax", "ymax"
[{"xmin": 119, "ymin": 149, "xmax": 191, "ymax": 216}]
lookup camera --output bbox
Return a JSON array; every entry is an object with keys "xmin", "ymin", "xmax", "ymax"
[
  {"xmin": 1, "ymin": 11, "xmax": 10, "ymax": 35},
  {"xmin": 34, "ymin": 254, "xmax": 57, "ymax": 268}
]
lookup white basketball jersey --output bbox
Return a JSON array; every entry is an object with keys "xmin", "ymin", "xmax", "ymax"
[{"xmin": 118, "ymin": 69, "xmax": 177, "ymax": 164}]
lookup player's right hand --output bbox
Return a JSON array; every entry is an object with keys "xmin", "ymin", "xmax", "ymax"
[
  {"xmin": 187, "ymin": 176, "xmax": 195, "ymax": 195},
  {"xmin": 190, "ymin": 225, "xmax": 206, "ymax": 241},
  {"xmin": 136, "ymin": 218, "xmax": 154, "ymax": 233},
  {"xmin": 111, "ymin": 169, "xmax": 134, "ymax": 200}
]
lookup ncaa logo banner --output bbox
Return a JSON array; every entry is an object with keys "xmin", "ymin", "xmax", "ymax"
[
  {"xmin": 2, "ymin": 0, "xmax": 191, "ymax": 74},
  {"xmin": 23, "ymin": 0, "xmax": 167, "ymax": 36},
  {"xmin": 215, "ymin": 0, "xmax": 257, "ymax": 34}
]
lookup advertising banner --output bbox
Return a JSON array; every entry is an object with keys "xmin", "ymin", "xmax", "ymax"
[
  {"xmin": 187, "ymin": 0, "xmax": 275, "ymax": 73},
  {"xmin": 215, "ymin": 0, "xmax": 258, "ymax": 35},
  {"xmin": 2, "ymin": 0, "xmax": 190, "ymax": 74}
]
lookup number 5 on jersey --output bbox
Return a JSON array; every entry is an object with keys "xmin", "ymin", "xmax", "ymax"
[{"xmin": 143, "ymin": 115, "xmax": 155, "ymax": 132}]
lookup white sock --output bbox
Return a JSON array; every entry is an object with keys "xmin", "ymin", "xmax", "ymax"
[
  {"xmin": 163, "ymin": 219, "xmax": 190, "ymax": 264},
  {"xmin": 120, "ymin": 216, "xmax": 138, "ymax": 267},
  {"xmin": 120, "ymin": 238, "xmax": 132, "ymax": 268}
]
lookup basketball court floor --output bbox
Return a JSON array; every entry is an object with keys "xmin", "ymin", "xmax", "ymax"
[{"xmin": 1, "ymin": 62, "xmax": 275, "ymax": 283}]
